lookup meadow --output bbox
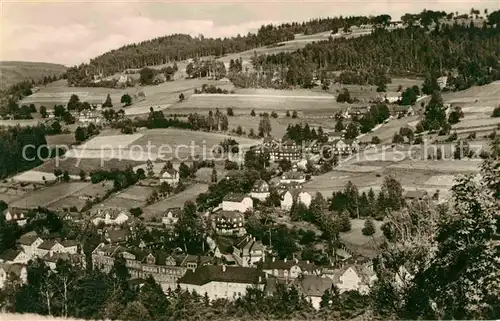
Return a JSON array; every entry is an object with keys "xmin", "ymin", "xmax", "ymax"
[{"xmin": 9, "ymin": 182, "xmax": 90, "ymax": 209}]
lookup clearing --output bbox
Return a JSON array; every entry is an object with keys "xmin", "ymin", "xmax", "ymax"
[{"xmin": 9, "ymin": 182, "xmax": 90, "ymax": 209}]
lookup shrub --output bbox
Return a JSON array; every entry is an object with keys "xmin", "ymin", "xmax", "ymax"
[
  {"xmin": 492, "ymin": 106, "xmax": 500, "ymax": 117},
  {"xmin": 371, "ymin": 136, "xmax": 381, "ymax": 144},
  {"xmin": 362, "ymin": 218, "xmax": 375, "ymax": 236}
]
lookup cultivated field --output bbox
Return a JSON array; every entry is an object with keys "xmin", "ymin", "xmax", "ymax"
[
  {"xmin": 9, "ymin": 182, "xmax": 90, "ymax": 209},
  {"xmin": 142, "ymin": 183, "xmax": 209, "ymax": 219},
  {"xmin": 35, "ymin": 157, "xmax": 143, "ymax": 176}
]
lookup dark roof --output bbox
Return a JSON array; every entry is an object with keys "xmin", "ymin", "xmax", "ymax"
[
  {"xmin": 262, "ymin": 257, "xmax": 315, "ymax": 272},
  {"xmin": 252, "ymin": 180, "xmax": 269, "ymax": 191},
  {"xmin": 223, "ymin": 193, "xmax": 248, "ymax": 202},
  {"xmin": 38, "ymin": 240, "xmax": 58, "ymax": 250},
  {"xmin": 292, "ymin": 275, "xmax": 335, "ymax": 297},
  {"xmin": 0, "ymin": 263, "xmax": 26, "ymax": 276},
  {"xmin": 18, "ymin": 234, "xmax": 41, "ymax": 246},
  {"xmin": 178, "ymin": 265, "xmax": 266, "ymax": 286},
  {"xmin": 234, "ymin": 235, "xmax": 264, "ymax": 252},
  {"xmin": 405, "ymin": 190, "xmax": 428, "ymax": 199},
  {"xmin": 60, "ymin": 240, "xmax": 79, "ymax": 248},
  {"xmin": 213, "ymin": 210, "xmax": 243, "ymax": 220},
  {"xmin": 106, "ymin": 229, "xmax": 130, "ymax": 243},
  {"xmin": 0, "ymin": 249, "xmax": 23, "ymax": 261}
]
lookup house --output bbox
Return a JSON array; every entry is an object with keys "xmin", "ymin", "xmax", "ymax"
[
  {"xmin": 404, "ymin": 190, "xmax": 428, "ymax": 201},
  {"xmin": 92, "ymin": 207, "xmax": 130, "ymax": 226},
  {"xmin": 391, "ymin": 105, "xmax": 415, "ymax": 118},
  {"xmin": 328, "ymin": 264, "xmax": 376, "ymax": 294},
  {"xmin": 0, "ymin": 263, "xmax": 27, "ymax": 289},
  {"xmin": 4, "ymin": 208, "xmax": 27, "ymax": 226},
  {"xmin": 232, "ymin": 235, "xmax": 265, "ymax": 267},
  {"xmin": 250, "ymin": 180, "xmax": 270, "ymax": 201},
  {"xmin": 42, "ymin": 252, "xmax": 86, "ymax": 270},
  {"xmin": 327, "ymin": 131, "xmax": 345, "ymax": 142},
  {"xmin": 330, "ymin": 139, "xmax": 359, "ymax": 155},
  {"xmin": 292, "ymin": 275, "xmax": 337, "ymax": 309},
  {"xmin": 280, "ymin": 171, "xmax": 306, "ymax": 184},
  {"xmin": 153, "ymin": 73, "xmax": 167, "ymax": 84},
  {"xmin": 222, "ymin": 193, "xmax": 253, "ymax": 213},
  {"xmin": 118, "ymin": 74, "xmax": 132, "ymax": 84},
  {"xmin": 0, "ymin": 250, "xmax": 29, "ymax": 264},
  {"xmin": 437, "ymin": 76, "xmax": 448, "ymax": 90},
  {"xmin": 277, "ymin": 181, "xmax": 304, "ymax": 191},
  {"xmin": 36, "ymin": 240, "xmax": 65, "ymax": 258},
  {"xmin": 262, "ymin": 257, "xmax": 317, "ymax": 280},
  {"xmin": 280, "ymin": 189, "xmax": 312, "ymax": 211},
  {"xmin": 178, "ymin": 265, "xmax": 266, "ymax": 301},
  {"xmin": 105, "ymin": 228, "xmax": 130, "ymax": 244},
  {"xmin": 91, "ymin": 243, "xmax": 189, "ymax": 291},
  {"xmin": 347, "ymin": 106, "xmax": 370, "ymax": 118},
  {"xmin": 175, "ymin": 254, "xmax": 214, "ymax": 272},
  {"xmin": 212, "ymin": 211, "xmax": 246, "ymax": 236},
  {"xmin": 60, "ymin": 240, "xmax": 79, "ymax": 254},
  {"xmin": 269, "ymin": 140, "xmax": 302, "ymax": 163},
  {"xmin": 17, "ymin": 234, "xmax": 44, "ymax": 259},
  {"xmin": 77, "ymin": 110, "xmax": 102, "ymax": 124},
  {"xmin": 160, "ymin": 168, "xmax": 179, "ymax": 186},
  {"xmin": 162, "ymin": 208, "xmax": 181, "ymax": 227}
]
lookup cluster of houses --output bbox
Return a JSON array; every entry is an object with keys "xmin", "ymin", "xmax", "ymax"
[{"xmin": 0, "ymin": 233, "xmax": 85, "ymax": 290}]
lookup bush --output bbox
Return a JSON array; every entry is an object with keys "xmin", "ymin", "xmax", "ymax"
[
  {"xmin": 492, "ymin": 106, "xmax": 500, "ymax": 117},
  {"xmin": 371, "ymin": 136, "xmax": 381, "ymax": 144}
]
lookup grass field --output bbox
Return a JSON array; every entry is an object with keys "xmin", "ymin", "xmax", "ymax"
[
  {"xmin": 35, "ymin": 157, "xmax": 143, "ymax": 176},
  {"xmin": 142, "ymin": 183, "xmax": 208, "ymax": 219},
  {"xmin": 9, "ymin": 182, "xmax": 90, "ymax": 209},
  {"xmin": 45, "ymin": 133, "xmax": 76, "ymax": 147},
  {"xmin": 0, "ymin": 61, "xmax": 67, "ymax": 89}
]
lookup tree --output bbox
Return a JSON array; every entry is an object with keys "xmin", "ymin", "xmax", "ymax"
[
  {"xmin": 345, "ymin": 123, "xmax": 359, "ymax": 139},
  {"xmin": 103, "ymin": 94, "xmax": 113, "ymax": 108},
  {"xmin": 371, "ymin": 136, "xmax": 381, "ymax": 144},
  {"xmin": 121, "ymin": 94, "xmax": 132, "ymax": 106},
  {"xmin": 335, "ymin": 119, "xmax": 344, "ymax": 132},
  {"xmin": 211, "ymin": 168, "xmax": 218, "ymax": 183},
  {"xmin": 79, "ymin": 169, "xmax": 86, "ymax": 181},
  {"xmin": 338, "ymin": 211, "xmax": 351, "ymax": 232},
  {"xmin": 250, "ymin": 109, "xmax": 256, "ymax": 116},
  {"xmin": 492, "ymin": 106, "xmax": 500, "ymax": 118},
  {"xmin": 40, "ymin": 106, "xmax": 48, "ymax": 118},
  {"xmin": 67, "ymin": 94, "xmax": 80, "ymax": 111},
  {"xmin": 140, "ymin": 67, "xmax": 155, "ymax": 85},
  {"xmin": 258, "ymin": 113, "xmax": 272, "ymax": 137},
  {"xmin": 227, "ymin": 108, "xmax": 234, "ymax": 116},
  {"xmin": 422, "ymin": 74, "xmax": 440, "ymax": 95},
  {"xmin": 179, "ymin": 93, "xmax": 185, "ymax": 102},
  {"xmin": 75, "ymin": 126, "xmax": 86, "ymax": 143},
  {"xmin": 62, "ymin": 171, "xmax": 70, "ymax": 182},
  {"xmin": 146, "ymin": 159, "xmax": 154, "ymax": 178},
  {"xmin": 380, "ymin": 176, "xmax": 405, "ymax": 212},
  {"xmin": 130, "ymin": 207, "xmax": 143, "ymax": 217},
  {"xmin": 362, "ymin": 218, "xmax": 375, "ymax": 236},
  {"xmin": 119, "ymin": 301, "xmax": 151, "ymax": 321},
  {"xmin": 393, "ymin": 133, "xmax": 405, "ymax": 144},
  {"xmin": 179, "ymin": 162, "xmax": 191, "ymax": 179},
  {"xmin": 292, "ymin": 110, "xmax": 298, "ymax": 119}
]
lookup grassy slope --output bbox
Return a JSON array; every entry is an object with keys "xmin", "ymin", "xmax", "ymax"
[{"xmin": 0, "ymin": 61, "xmax": 67, "ymax": 89}]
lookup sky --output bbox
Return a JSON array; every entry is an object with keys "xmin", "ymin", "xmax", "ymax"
[{"xmin": 1, "ymin": 0, "xmax": 498, "ymax": 66}]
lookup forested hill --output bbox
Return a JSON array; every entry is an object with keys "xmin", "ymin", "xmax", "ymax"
[
  {"xmin": 254, "ymin": 22, "xmax": 500, "ymax": 89},
  {"xmin": 65, "ymin": 14, "xmax": 399, "ymax": 83},
  {"xmin": 0, "ymin": 61, "xmax": 67, "ymax": 89}
]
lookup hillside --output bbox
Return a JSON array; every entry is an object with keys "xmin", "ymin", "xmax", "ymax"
[{"xmin": 0, "ymin": 61, "xmax": 67, "ymax": 89}]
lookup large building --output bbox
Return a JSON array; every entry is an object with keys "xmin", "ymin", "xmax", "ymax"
[
  {"xmin": 178, "ymin": 265, "xmax": 267, "ymax": 301},
  {"xmin": 211, "ymin": 210, "xmax": 246, "ymax": 236},
  {"xmin": 233, "ymin": 235, "xmax": 265, "ymax": 267},
  {"xmin": 250, "ymin": 180, "xmax": 270, "ymax": 201},
  {"xmin": 92, "ymin": 207, "xmax": 130, "ymax": 226},
  {"xmin": 222, "ymin": 193, "xmax": 253, "ymax": 213}
]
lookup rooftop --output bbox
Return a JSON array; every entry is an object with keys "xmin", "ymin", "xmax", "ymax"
[
  {"xmin": 178, "ymin": 265, "xmax": 266, "ymax": 286},
  {"xmin": 38, "ymin": 240, "xmax": 58, "ymax": 250},
  {"xmin": 18, "ymin": 234, "xmax": 41, "ymax": 246},
  {"xmin": 223, "ymin": 193, "xmax": 249, "ymax": 202},
  {"xmin": 0, "ymin": 249, "xmax": 23, "ymax": 262}
]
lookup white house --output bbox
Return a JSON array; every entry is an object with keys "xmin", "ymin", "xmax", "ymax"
[
  {"xmin": 262, "ymin": 257, "xmax": 317, "ymax": 280},
  {"xmin": 330, "ymin": 139, "xmax": 359, "ymax": 155},
  {"xmin": 280, "ymin": 189, "xmax": 312, "ymax": 211},
  {"xmin": 4, "ymin": 208, "xmax": 27, "ymax": 226},
  {"xmin": 160, "ymin": 168, "xmax": 179, "ymax": 186},
  {"xmin": 232, "ymin": 235, "xmax": 265, "ymax": 267},
  {"xmin": 178, "ymin": 265, "xmax": 266, "ymax": 301},
  {"xmin": 212, "ymin": 211, "xmax": 246, "ymax": 236},
  {"xmin": 0, "ymin": 250, "xmax": 30, "ymax": 264},
  {"xmin": 36, "ymin": 240, "xmax": 65, "ymax": 258},
  {"xmin": 280, "ymin": 171, "xmax": 306, "ymax": 184},
  {"xmin": 292, "ymin": 275, "xmax": 336, "ymax": 310},
  {"xmin": 222, "ymin": 193, "xmax": 253, "ymax": 213},
  {"xmin": 162, "ymin": 208, "xmax": 181, "ymax": 227},
  {"xmin": 92, "ymin": 207, "xmax": 130, "ymax": 226},
  {"xmin": 0, "ymin": 263, "xmax": 27, "ymax": 289},
  {"xmin": 60, "ymin": 240, "xmax": 79, "ymax": 254},
  {"xmin": 327, "ymin": 263, "xmax": 376, "ymax": 295},
  {"xmin": 250, "ymin": 180, "xmax": 270, "ymax": 201},
  {"xmin": 17, "ymin": 234, "xmax": 44, "ymax": 259}
]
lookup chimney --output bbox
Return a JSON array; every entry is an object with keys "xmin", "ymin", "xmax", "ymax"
[{"xmin": 222, "ymin": 264, "xmax": 226, "ymax": 272}]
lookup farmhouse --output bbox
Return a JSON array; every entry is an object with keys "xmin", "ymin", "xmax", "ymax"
[
  {"xmin": 250, "ymin": 180, "xmax": 270, "ymax": 201},
  {"xmin": 222, "ymin": 193, "xmax": 253, "ymax": 213},
  {"xmin": 92, "ymin": 207, "xmax": 130, "ymax": 226},
  {"xmin": 391, "ymin": 105, "xmax": 415, "ymax": 118},
  {"xmin": 17, "ymin": 234, "xmax": 44, "ymax": 258},
  {"xmin": 262, "ymin": 257, "xmax": 317, "ymax": 280},
  {"xmin": 36, "ymin": 240, "xmax": 65, "ymax": 258},
  {"xmin": 280, "ymin": 189, "xmax": 312, "ymax": 211},
  {"xmin": 330, "ymin": 139, "xmax": 359, "ymax": 155},
  {"xmin": 162, "ymin": 207, "xmax": 181, "ymax": 227},
  {"xmin": 0, "ymin": 263, "xmax": 27, "ymax": 289},
  {"xmin": 77, "ymin": 110, "xmax": 102, "ymax": 124},
  {"xmin": 0, "ymin": 250, "xmax": 29, "ymax": 264},
  {"xmin": 347, "ymin": 106, "xmax": 370, "ymax": 118},
  {"xmin": 281, "ymin": 171, "xmax": 306, "ymax": 184},
  {"xmin": 160, "ymin": 168, "xmax": 179, "ymax": 186},
  {"xmin": 327, "ymin": 264, "xmax": 376, "ymax": 294},
  {"xmin": 291, "ymin": 275, "xmax": 336, "ymax": 310},
  {"xmin": 232, "ymin": 235, "xmax": 265, "ymax": 267},
  {"xmin": 3, "ymin": 208, "xmax": 27, "ymax": 226},
  {"xmin": 211, "ymin": 210, "xmax": 246, "ymax": 236},
  {"xmin": 60, "ymin": 240, "xmax": 79, "ymax": 254},
  {"xmin": 178, "ymin": 265, "xmax": 266, "ymax": 301}
]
